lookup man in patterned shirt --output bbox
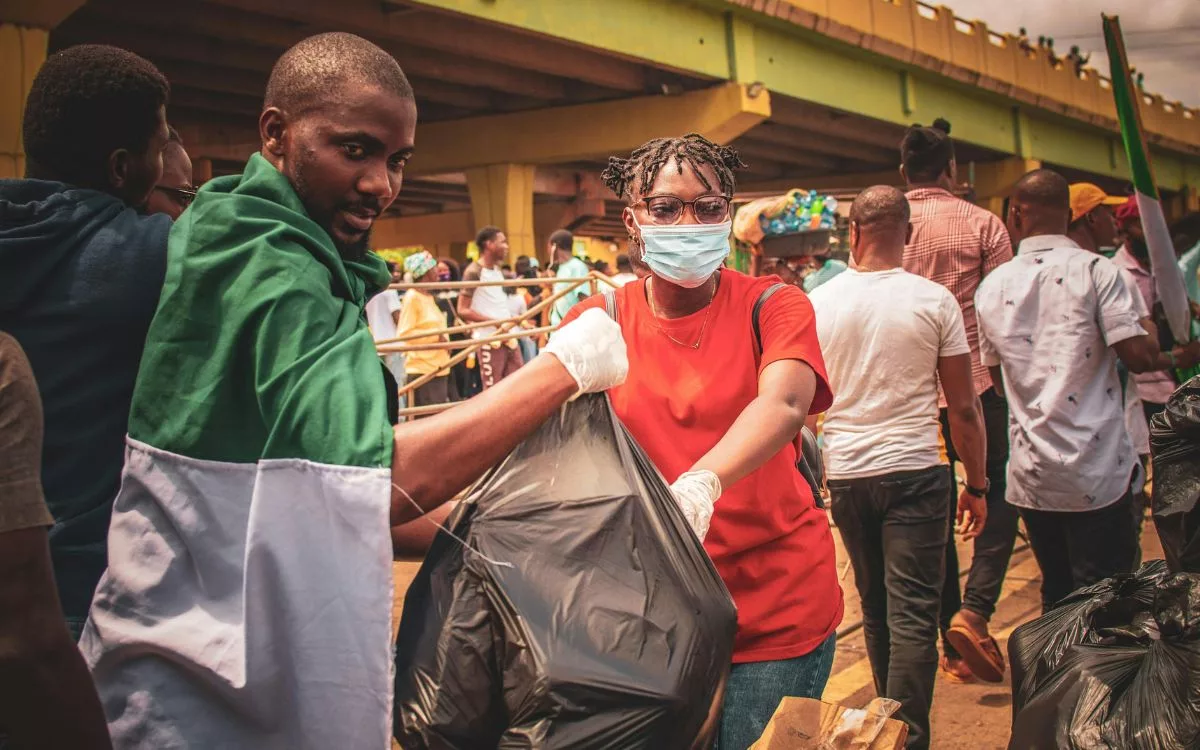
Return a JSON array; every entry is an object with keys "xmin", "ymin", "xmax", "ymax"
[
  {"xmin": 975, "ymin": 170, "xmax": 1199, "ymax": 612},
  {"xmin": 899, "ymin": 118, "xmax": 1015, "ymax": 683}
]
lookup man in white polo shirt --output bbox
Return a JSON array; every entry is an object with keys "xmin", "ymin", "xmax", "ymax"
[{"xmin": 975, "ymin": 170, "xmax": 1200, "ymax": 611}]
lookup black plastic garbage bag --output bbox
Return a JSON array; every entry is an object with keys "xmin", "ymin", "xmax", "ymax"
[
  {"xmin": 1007, "ymin": 561, "xmax": 1200, "ymax": 749},
  {"xmin": 393, "ymin": 395, "xmax": 738, "ymax": 749},
  {"xmin": 1150, "ymin": 375, "xmax": 1200, "ymax": 573}
]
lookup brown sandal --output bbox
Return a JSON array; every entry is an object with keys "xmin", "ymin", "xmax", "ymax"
[
  {"xmin": 945, "ymin": 621, "xmax": 1006, "ymax": 683},
  {"xmin": 940, "ymin": 655, "xmax": 975, "ymax": 684}
]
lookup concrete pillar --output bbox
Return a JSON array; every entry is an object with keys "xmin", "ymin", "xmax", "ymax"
[
  {"xmin": 1166, "ymin": 186, "xmax": 1198, "ymax": 222},
  {"xmin": 972, "ymin": 157, "xmax": 1041, "ymax": 218},
  {"xmin": 464, "ymin": 163, "xmax": 537, "ymax": 262},
  {"xmin": 0, "ymin": 24, "xmax": 48, "ymax": 178}
]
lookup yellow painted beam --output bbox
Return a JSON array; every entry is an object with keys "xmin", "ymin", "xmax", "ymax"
[
  {"xmin": 371, "ymin": 210, "xmax": 474, "ymax": 249},
  {"xmin": 405, "ymin": 0, "xmax": 1200, "ymax": 189},
  {"xmin": 407, "ymin": 83, "xmax": 772, "ymax": 177},
  {"xmin": 726, "ymin": 14, "xmax": 757, "ymax": 83},
  {"xmin": 465, "ymin": 163, "xmax": 537, "ymax": 261},
  {"xmin": 972, "ymin": 157, "xmax": 1041, "ymax": 217},
  {"xmin": 0, "ymin": 24, "xmax": 46, "ymax": 179},
  {"xmin": 740, "ymin": 169, "xmax": 905, "ymax": 195},
  {"xmin": 0, "ymin": 0, "xmax": 88, "ymax": 29}
]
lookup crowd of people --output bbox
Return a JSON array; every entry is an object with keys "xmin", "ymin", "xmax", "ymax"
[
  {"xmin": 364, "ymin": 229, "xmax": 645, "ymax": 413},
  {"xmin": 1, "ymin": 29, "xmax": 1199, "ymax": 750}
]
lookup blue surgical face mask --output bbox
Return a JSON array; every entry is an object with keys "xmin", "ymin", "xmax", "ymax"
[{"xmin": 635, "ymin": 217, "xmax": 732, "ymax": 288}]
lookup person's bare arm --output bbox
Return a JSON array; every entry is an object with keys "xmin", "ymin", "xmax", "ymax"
[
  {"xmin": 940, "ymin": 355, "xmax": 987, "ymax": 489},
  {"xmin": 391, "ymin": 356, "xmax": 575, "ymax": 523},
  {"xmin": 1128, "ymin": 317, "xmax": 1200, "ymax": 371},
  {"xmin": 456, "ymin": 288, "xmax": 491, "ymax": 323},
  {"xmin": 455, "ymin": 266, "xmax": 493, "ymax": 324},
  {"xmin": 1111, "ymin": 329, "xmax": 1200, "ymax": 373},
  {"xmin": 0, "ymin": 528, "xmax": 112, "ymax": 750},
  {"xmin": 804, "ymin": 413, "xmax": 820, "ymax": 435},
  {"xmin": 938, "ymin": 353, "xmax": 988, "ymax": 540},
  {"xmin": 391, "ymin": 502, "xmax": 455, "ymax": 557},
  {"xmin": 691, "ymin": 359, "xmax": 817, "ymax": 490},
  {"xmin": 390, "ymin": 308, "xmax": 627, "ymax": 524}
]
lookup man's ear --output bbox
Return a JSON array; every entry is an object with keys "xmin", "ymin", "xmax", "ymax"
[
  {"xmin": 259, "ymin": 107, "xmax": 288, "ymax": 160},
  {"xmin": 107, "ymin": 149, "xmax": 131, "ymax": 191},
  {"xmin": 898, "ymin": 164, "xmax": 907, "ymax": 183},
  {"xmin": 849, "ymin": 221, "xmax": 860, "ymax": 253}
]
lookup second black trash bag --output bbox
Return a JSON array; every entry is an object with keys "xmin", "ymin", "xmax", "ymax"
[
  {"xmin": 393, "ymin": 394, "xmax": 738, "ymax": 749},
  {"xmin": 1150, "ymin": 374, "xmax": 1200, "ymax": 573},
  {"xmin": 1007, "ymin": 561, "xmax": 1200, "ymax": 750}
]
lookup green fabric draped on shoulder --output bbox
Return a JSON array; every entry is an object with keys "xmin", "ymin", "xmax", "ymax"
[{"xmin": 129, "ymin": 152, "xmax": 394, "ymax": 468}]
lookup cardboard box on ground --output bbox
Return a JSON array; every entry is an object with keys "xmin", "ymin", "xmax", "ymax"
[{"xmin": 751, "ymin": 698, "xmax": 907, "ymax": 750}]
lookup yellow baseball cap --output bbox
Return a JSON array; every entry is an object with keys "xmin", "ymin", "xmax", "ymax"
[{"xmin": 1069, "ymin": 183, "xmax": 1127, "ymax": 223}]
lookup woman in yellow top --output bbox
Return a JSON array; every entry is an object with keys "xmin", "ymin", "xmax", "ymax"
[{"xmin": 397, "ymin": 251, "xmax": 452, "ymax": 412}]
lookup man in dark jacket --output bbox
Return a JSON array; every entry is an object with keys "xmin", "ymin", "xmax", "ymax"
[{"xmin": 0, "ymin": 44, "xmax": 171, "ymax": 638}]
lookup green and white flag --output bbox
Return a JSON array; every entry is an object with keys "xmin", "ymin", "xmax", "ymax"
[
  {"xmin": 81, "ymin": 153, "xmax": 398, "ymax": 748},
  {"xmin": 1104, "ymin": 14, "xmax": 1193, "ymax": 343}
]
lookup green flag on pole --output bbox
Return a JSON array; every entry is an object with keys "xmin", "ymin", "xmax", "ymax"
[{"xmin": 1102, "ymin": 14, "xmax": 1193, "ymax": 344}]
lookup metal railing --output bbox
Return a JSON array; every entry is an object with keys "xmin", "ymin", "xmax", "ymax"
[{"xmin": 377, "ymin": 271, "xmax": 618, "ymax": 418}]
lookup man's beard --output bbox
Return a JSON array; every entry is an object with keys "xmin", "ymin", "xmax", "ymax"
[
  {"xmin": 291, "ymin": 156, "xmax": 373, "ymax": 263},
  {"xmin": 336, "ymin": 231, "xmax": 371, "ymax": 262}
]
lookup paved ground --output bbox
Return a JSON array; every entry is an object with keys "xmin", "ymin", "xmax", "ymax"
[
  {"xmin": 825, "ymin": 510, "xmax": 1164, "ymax": 750},
  {"xmin": 391, "ymin": 509, "xmax": 1165, "ymax": 749}
]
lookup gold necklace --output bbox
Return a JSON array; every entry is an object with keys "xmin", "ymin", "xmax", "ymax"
[{"xmin": 647, "ymin": 276, "xmax": 717, "ymax": 350}]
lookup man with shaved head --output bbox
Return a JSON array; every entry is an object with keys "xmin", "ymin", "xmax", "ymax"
[
  {"xmin": 80, "ymin": 32, "xmax": 627, "ymax": 748},
  {"xmin": 811, "ymin": 186, "xmax": 987, "ymax": 750},
  {"xmin": 976, "ymin": 169, "xmax": 1199, "ymax": 615}
]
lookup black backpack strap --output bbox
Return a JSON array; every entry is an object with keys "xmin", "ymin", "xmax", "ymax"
[
  {"xmin": 752, "ymin": 283, "xmax": 789, "ymax": 356},
  {"xmin": 602, "ymin": 289, "xmax": 618, "ymax": 323},
  {"xmin": 750, "ymin": 282, "xmax": 826, "ymax": 507}
]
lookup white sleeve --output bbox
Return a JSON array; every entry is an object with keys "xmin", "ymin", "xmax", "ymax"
[
  {"xmin": 1117, "ymin": 268, "xmax": 1149, "ymax": 319},
  {"xmin": 386, "ymin": 290, "xmax": 402, "ymax": 313},
  {"xmin": 974, "ymin": 282, "xmax": 1001, "ymax": 367},
  {"xmin": 939, "ymin": 292, "xmax": 970, "ymax": 358},
  {"xmin": 1093, "ymin": 258, "xmax": 1147, "ymax": 345}
]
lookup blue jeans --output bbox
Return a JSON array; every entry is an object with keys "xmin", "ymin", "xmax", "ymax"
[{"xmin": 718, "ymin": 633, "xmax": 837, "ymax": 750}]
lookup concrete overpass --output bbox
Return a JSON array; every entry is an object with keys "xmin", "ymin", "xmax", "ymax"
[{"xmin": 4, "ymin": 0, "xmax": 1198, "ymax": 261}]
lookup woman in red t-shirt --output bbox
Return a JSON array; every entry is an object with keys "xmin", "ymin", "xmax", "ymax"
[{"xmin": 561, "ymin": 134, "xmax": 843, "ymax": 750}]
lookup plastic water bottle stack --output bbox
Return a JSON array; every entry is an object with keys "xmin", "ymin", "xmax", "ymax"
[{"xmin": 758, "ymin": 190, "xmax": 838, "ymax": 238}]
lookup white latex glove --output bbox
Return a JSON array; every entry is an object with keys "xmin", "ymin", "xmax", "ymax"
[
  {"xmin": 541, "ymin": 307, "xmax": 629, "ymax": 397},
  {"xmin": 669, "ymin": 470, "xmax": 722, "ymax": 541}
]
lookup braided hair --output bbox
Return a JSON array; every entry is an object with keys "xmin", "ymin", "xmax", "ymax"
[{"xmin": 601, "ymin": 133, "xmax": 746, "ymax": 201}]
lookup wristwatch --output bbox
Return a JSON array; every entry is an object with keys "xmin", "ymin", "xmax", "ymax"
[{"xmin": 965, "ymin": 480, "xmax": 990, "ymax": 499}]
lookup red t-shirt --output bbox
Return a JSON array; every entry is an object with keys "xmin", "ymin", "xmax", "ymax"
[{"xmin": 563, "ymin": 270, "xmax": 843, "ymax": 663}]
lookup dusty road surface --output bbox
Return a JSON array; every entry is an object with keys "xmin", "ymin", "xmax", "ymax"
[
  {"xmin": 825, "ymin": 513, "xmax": 1164, "ymax": 750},
  {"xmin": 390, "ymin": 510, "xmax": 1166, "ymax": 749}
]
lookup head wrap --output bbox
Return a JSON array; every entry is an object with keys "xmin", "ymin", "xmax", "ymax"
[
  {"xmin": 1115, "ymin": 198, "xmax": 1141, "ymax": 229},
  {"xmin": 404, "ymin": 250, "xmax": 437, "ymax": 280}
]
